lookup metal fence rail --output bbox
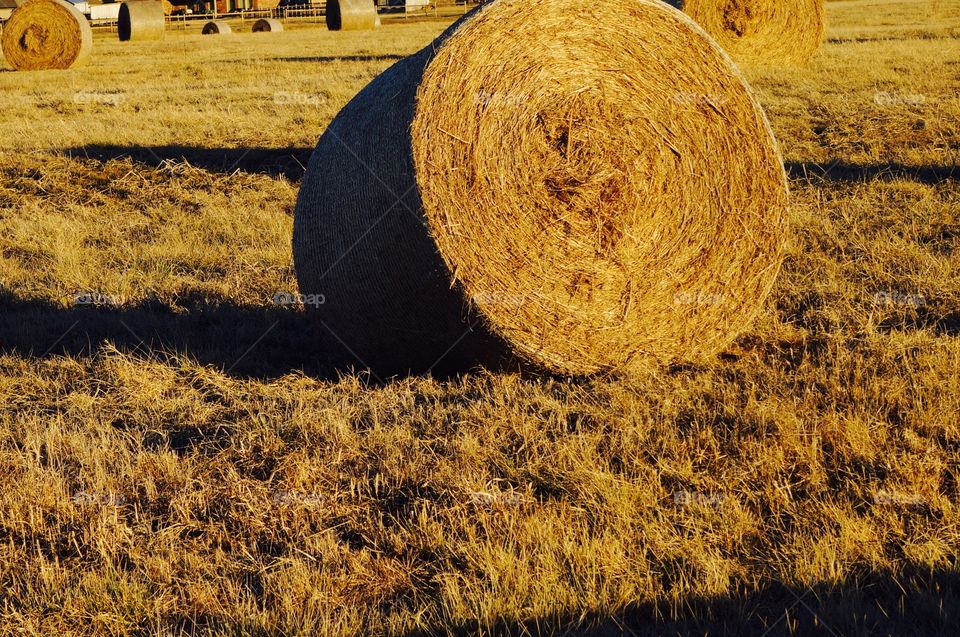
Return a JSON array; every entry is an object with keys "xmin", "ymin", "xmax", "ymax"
[{"xmin": 82, "ymin": 1, "xmax": 478, "ymax": 30}]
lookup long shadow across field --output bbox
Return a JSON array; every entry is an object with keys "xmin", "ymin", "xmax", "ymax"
[
  {"xmin": 266, "ymin": 54, "xmax": 407, "ymax": 63},
  {"xmin": 64, "ymin": 145, "xmax": 315, "ymax": 181},
  {"xmin": 0, "ymin": 291, "xmax": 331, "ymax": 379},
  {"xmin": 398, "ymin": 568, "xmax": 959, "ymax": 637},
  {"xmin": 785, "ymin": 160, "xmax": 957, "ymax": 184}
]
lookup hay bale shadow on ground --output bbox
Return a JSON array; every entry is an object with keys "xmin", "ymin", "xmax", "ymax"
[
  {"xmin": 0, "ymin": 289, "xmax": 516, "ymax": 381},
  {"xmin": 785, "ymin": 160, "xmax": 957, "ymax": 185},
  {"xmin": 64, "ymin": 145, "xmax": 314, "ymax": 181},
  {"xmin": 400, "ymin": 568, "xmax": 960, "ymax": 637}
]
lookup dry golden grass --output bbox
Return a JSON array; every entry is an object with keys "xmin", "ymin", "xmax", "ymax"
[{"xmin": 0, "ymin": 1, "xmax": 958, "ymax": 634}]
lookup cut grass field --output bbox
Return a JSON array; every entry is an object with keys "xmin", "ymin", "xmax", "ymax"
[{"xmin": 0, "ymin": 0, "xmax": 959, "ymax": 634}]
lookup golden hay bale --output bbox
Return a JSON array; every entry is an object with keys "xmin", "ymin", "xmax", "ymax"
[
  {"xmin": 293, "ymin": 0, "xmax": 789, "ymax": 376},
  {"xmin": 252, "ymin": 18, "xmax": 283, "ymax": 33},
  {"xmin": 664, "ymin": 0, "xmax": 825, "ymax": 66},
  {"xmin": 118, "ymin": 1, "xmax": 165, "ymax": 42},
  {"xmin": 1, "ymin": 0, "xmax": 92, "ymax": 71},
  {"xmin": 201, "ymin": 20, "xmax": 232, "ymax": 35},
  {"xmin": 325, "ymin": 0, "xmax": 378, "ymax": 31}
]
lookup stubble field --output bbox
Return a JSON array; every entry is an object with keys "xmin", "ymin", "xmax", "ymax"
[{"xmin": 0, "ymin": 1, "xmax": 959, "ymax": 634}]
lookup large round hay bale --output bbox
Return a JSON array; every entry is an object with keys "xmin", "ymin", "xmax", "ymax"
[
  {"xmin": 118, "ymin": 1, "xmax": 165, "ymax": 42},
  {"xmin": 326, "ymin": 0, "xmax": 378, "ymax": 31},
  {"xmin": 201, "ymin": 21, "xmax": 232, "ymax": 35},
  {"xmin": 664, "ymin": 0, "xmax": 825, "ymax": 66},
  {"xmin": 252, "ymin": 18, "xmax": 283, "ymax": 33},
  {"xmin": 293, "ymin": 0, "xmax": 789, "ymax": 376},
  {"xmin": 1, "ymin": 0, "xmax": 92, "ymax": 71}
]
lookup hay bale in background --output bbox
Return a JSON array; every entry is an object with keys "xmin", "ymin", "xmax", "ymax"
[
  {"xmin": 252, "ymin": 18, "xmax": 284, "ymax": 33},
  {"xmin": 201, "ymin": 21, "xmax": 232, "ymax": 35},
  {"xmin": 294, "ymin": 0, "xmax": 789, "ymax": 376},
  {"xmin": 118, "ymin": 1, "xmax": 165, "ymax": 42},
  {"xmin": 664, "ymin": 0, "xmax": 825, "ymax": 66},
  {"xmin": 1, "ymin": 0, "xmax": 92, "ymax": 70},
  {"xmin": 326, "ymin": 0, "xmax": 378, "ymax": 31}
]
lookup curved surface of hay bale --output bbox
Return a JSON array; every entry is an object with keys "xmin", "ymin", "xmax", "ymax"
[
  {"xmin": 664, "ymin": 0, "xmax": 824, "ymax": 66},
  {"xmin": 118, "ymin": 1, "xmax": 165, "ymax": 42},
  {"xmin": 252, "ymin": 18, "xmax": 283, "ymax": 32},
  {"xmin": 325, "ymin": 0, "xmax": 378, "ymax": 31},
  {"xmin": 1, "ymin": 0, "xmax": 92, "ymax": 70},
  {"xmin": 201, "ymin": 20, "xmax": 232, "ymax": 35},
  {"xmin": 294, "ymin": 0, "xmax": 789, "ymax": 376}
]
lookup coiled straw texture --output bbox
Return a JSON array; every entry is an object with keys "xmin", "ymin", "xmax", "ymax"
[
  {"xmin": 1, "ymin": 0, "xmax": 92, "ymax": 70},
  {"xmin": 665, "ymin": 0, "xmax": 825, "ymax": 66}
]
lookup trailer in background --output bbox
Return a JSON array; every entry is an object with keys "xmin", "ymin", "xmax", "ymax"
[
  {"xmin": 89, "ymin": 1, "xmax": 122, "ymax": 22},
  {"xmin": 379, "ymin": 0, "xmax": 431, "ymax": 15}
]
